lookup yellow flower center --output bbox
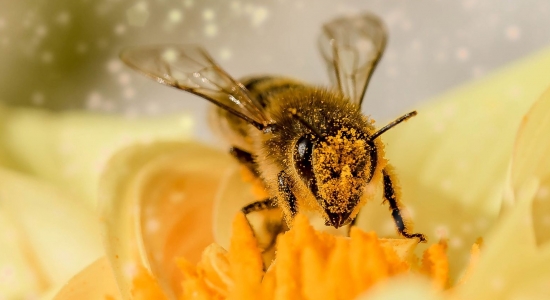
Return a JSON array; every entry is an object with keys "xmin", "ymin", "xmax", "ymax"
[{"xmin": 129, "ymin": 213, "xmax": 480, "ymax": 299}]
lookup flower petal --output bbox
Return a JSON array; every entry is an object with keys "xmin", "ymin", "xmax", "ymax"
[
  {"xmin": 453, "ymin": 177, "xmax": 550, "ymax": 300},
  {"xmin": 356, "ymin": 275, "xmax": 444, "ymax": 300},
  {"xmin": 452, "ymin": 86, "xmax": 550, "ymax": 299},
  {"xmin": 457, "ymin": 81, "xmax": 550, "ymax": 299},
  {"xmin": 98, "ymin": 141, "xmax": 234, "ymax": 298},
  {"xmin": 356, "ymin": 47, "xmax": 550, "ymax": 280},
  {"xmin": 0, "ymin": 105, "xmax": 193, "ymax": 207},
  {"xmin": 0, "ymin": 168, "xmax": 102, "ymax": 298},
  {"xmin": 508, "ymin": 86, "xmax": 550, "ymax": 245},
  {"xmin": 53, "ymin": 257, "xmax": 122, "ymax": 300},
  {"xmin": 213, "ymin": 166, "xmax": 259, "ymax": 249}
]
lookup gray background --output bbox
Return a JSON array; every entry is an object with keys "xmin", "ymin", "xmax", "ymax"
[{"xmin": 1, "ymin": 0, "xmax": 549, "ymax": 142}]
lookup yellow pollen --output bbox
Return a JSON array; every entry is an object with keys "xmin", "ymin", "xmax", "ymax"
[
  {"xmin": 127, "ymin": 214, "xmax": 472, "ymax": 300},
  {"xmin": 313, "ymin": 128, "xmax": 368, "ymax": 212}
]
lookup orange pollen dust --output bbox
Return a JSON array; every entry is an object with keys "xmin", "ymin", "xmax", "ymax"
[
  {"xmin": 129, "ymin": 213, "xmax": 482, "ymax": 299},
  {"xmin": 313, "ymin": 128, "xmax": 369, "ymax": 213}
]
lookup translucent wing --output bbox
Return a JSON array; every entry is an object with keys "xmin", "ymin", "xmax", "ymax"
[
  {"xmin": 120, "ymin": 45, "xmax": 272, "ymax": 129},
  {"xmin": 319, "ymin": 13, "xmax": 388, "ymax": 106}
]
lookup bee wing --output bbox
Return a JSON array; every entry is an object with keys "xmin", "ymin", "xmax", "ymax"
[
  {"xmin": 319, "ymin": 13, "xmax": 387, "ymax": 106},
  {"xmin": 120, "ymin": 45, "xmax": 272, "ymax": 129}
]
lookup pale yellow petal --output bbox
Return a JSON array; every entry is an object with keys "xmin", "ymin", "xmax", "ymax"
[
  {"xmin": 0, "ymin": 168, "xmax": 102, "ymax": 298},
  {"xmin": 213, "ymin": 166, "xmax": 258, "ymax": 250},
  {"xmin": 53, "ymin": 257, "xmax": 122, "ymax": 300},
  {"xmin": 0, "ymin": 105, "xmax": 193, "ymax": 207},
  {"xmin": 508, "ymin": 86, "xmax": 550, "ymax": 244},
  {"xmin": 450, "ymin": 85, "xmax": 550, "ymax": 299},
  {"xmin": 355, "ymin": 275, "xmax": 444, "ymax": 300},
  {"xmin": 510, "ymin": 84, "xmax": 550, "ymax": 191},
  {"xmin": 452, "ymin": 177, "xmax": 550, "ymax": 300},
  {"xmin": 99, "ymin": 141, "xmax": 234, "ymax": 299},
  {"xmin": 357, "ymin": 47, "xmax": 550, "ymax": 280}
]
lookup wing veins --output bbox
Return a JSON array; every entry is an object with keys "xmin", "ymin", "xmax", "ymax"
[
  {"xmin": 318, "ymin": 13, "xmax": 387, "ymax": 107},
  {"xmin": 120, "ymin": 44, "xmax": 272, "ymax": 129}
]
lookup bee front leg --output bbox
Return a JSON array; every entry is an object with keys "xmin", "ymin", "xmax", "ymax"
[{"xmin": 382, "ymin": 166, "xmax": 427, "ymax": 242}]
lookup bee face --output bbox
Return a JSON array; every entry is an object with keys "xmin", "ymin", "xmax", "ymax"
[{"xmin": 293, "ymin": 123, "xmax": 374, "ymax": 228}]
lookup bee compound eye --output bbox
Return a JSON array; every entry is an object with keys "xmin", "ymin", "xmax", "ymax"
[
  {"xmin": 295, "ymin": 136, "xmax": 313, "ymax": 164},
  {"xmin": 293, "ymin": 135, "xmax": 319, "ymax": 195}
]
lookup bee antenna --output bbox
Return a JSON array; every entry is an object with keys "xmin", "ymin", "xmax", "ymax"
[
  {"xmin": 288, "ymin": 109, "xmax": 325, "ymax": 139},
  {"xmin": 369, "ymin": 111, "xmax": 417, "ymax": 141}
]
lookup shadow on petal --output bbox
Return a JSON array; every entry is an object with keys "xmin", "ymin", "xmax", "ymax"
[
  {"xmin": 99, "ymin": 142, "xmax": 235, "ymax": 299},
  {"xmin": 54, "ymin": 257, "xmax": 121, "ymax": 300}
]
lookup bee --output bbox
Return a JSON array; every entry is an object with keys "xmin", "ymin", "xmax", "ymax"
[{"xmin": 121, "ymin": 13, "xmax": 426, "ymax": 250}]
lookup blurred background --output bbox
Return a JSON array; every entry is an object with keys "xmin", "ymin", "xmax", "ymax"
[{"xmin": 1, "ymin": 0, "xmax": 550, "ymax": 143}]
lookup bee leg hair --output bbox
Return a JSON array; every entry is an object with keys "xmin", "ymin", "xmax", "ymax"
[
  {"xmin": 229, "ymin": 147, "xmax": 259, "ymax": 176},
  {"xmin": 241, "ymin": 198, "xmax": 278, "ymax": 214},
  {"xmin": 278, "ymin": 170, "xmax": 298, "ymax": 216},
  {"xmin": 382, "ymin": 167, "xmax": 427, "ymax": 243}
]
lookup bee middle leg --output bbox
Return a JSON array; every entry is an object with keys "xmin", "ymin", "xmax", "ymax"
[
  {"xmin": 241, "ymin": 198, "xmax": 286, "ymax": 268},
  {"xmin": 239, "ymin": 170, "xmax": 298, "ymax": 268},
  {"xmin": 229, "ymin": 147, "xmax": 259, "ymax": 176},
  {"xmin": 242, "ymin": 198, "xmax": 278, "ymax": 214},
  {"xmin": 382, "ymin": 166, "xmax": 427, "ymax": 242}
]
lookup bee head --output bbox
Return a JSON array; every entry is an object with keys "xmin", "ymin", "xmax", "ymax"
[{"xmin": 293, "ymin": 126, "xmax": 374, "ymax": 228}]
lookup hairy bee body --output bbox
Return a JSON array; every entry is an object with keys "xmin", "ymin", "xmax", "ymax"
[
  {"xmin": 211, "ymin": 76, "xmax": 386, "ymax": 226},
  {"xmin": 208, "ymin": 76, "xmax": 303, "ymax": 153},
  {"xmin": 120, "ymin": 13, "xmax": 427, "ymax": 253}
]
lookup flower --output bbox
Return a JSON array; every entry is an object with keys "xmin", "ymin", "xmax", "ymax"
[
  {"xmin": 0, "ymin": 105, "xmax": 193, "ymax": 298},
  {"xmin": 175, "ymin": 213, "xmax": 454, "ymax": 300},
  {"xmin": 47, "ymin": 46, "xmax": 550, "ymax": 299}
]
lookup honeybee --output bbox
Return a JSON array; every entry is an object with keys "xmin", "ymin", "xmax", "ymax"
[{"xmin": 121, "ymin": 13, "xmax": 426, "ymax": 250}]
